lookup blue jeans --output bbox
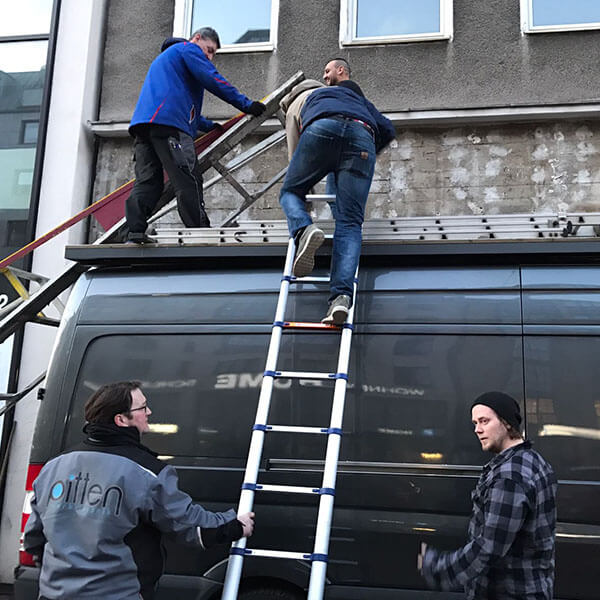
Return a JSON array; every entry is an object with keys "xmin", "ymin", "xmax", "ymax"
[{"xmin": 279, "ymin": 117, "xmax": 376, "ymax": 301}]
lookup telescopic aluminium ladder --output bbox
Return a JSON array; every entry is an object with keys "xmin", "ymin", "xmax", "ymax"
[{"xmin": 221, "ymin": 232, "xmax": 358, "ymax": 600}]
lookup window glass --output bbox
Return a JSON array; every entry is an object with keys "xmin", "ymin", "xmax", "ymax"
[
  {"xmin": 191, "ymin": 0, "xmax": 272, "ymax": 45},
  {"xmin": 0, "ymin": 0, "xmax": 53, "ymax": 37},
  {"xmin": 0, "ymin": 41, "xmax": 47, "ymax": 253},
  {"xmin": 64, "ymin": 331, "xmax": 522, "ymax": 468},
  {"xmin": 532, "ymin": 0, "xmax": 600, "ymax": 27},
  {"xmin": 526, "ymin": 336, "xmax": 600, "ymax": 481},
  {"xmin": 356, "ymin": 0, "xmax": 441, "ymax": 38},
  {"xmin": 22, "ymin": 121, "xmax": 39, "ymax": 144}
]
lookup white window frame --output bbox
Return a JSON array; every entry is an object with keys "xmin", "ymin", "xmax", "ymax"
[
  {"xmin": 340, "ymin": 0, "xmax": 453, "ymax": 46},
  {"xmin": 521, "ymin": 0, "xmax": 600, "ymax": 34},
  {"xmin": 173, "ymin": 0, "xmax": 278, "ymax": 53}
]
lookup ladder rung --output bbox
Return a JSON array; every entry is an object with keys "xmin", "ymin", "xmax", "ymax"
[
  {"xmin": 306, "ymin": 194, "xmax": 336, "ymax": 202},
  {"xmin": 287, "ymin": 276, "xmax": 330, "ymax": 284},
  {"xmin": 248, "ymin": 483, "xmax": 325, "ymax": 495},
  {"xmin": 265, "ymin": 370, "xmax": 340, "ymax": 380},
  {"xmin": 235, "ymin": 549, "xmax": 313, "ymax": 561},
  {"xmin": 281, "ymin": 321, "xmax": 340, "ymax": 330},
  {"xmin": 261, "ymin": 425, "xmax": 333, "ymax": 434}
]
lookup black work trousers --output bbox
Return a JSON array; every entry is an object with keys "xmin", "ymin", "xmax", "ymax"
[{"xmin": 125, "ymin": 128, "xmax": 210, "ymax": 235}]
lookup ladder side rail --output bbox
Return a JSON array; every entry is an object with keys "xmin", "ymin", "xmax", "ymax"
[
  {"xmin": 0, "ymin": 263, "xmax": 86, "ymax": 344},
  {"xmin": 307, "ymin": 270, "xmax": 359, "ymax": 600},
  {"xmin": 0, "ymin": 218, "xmax": 124, "ymax": 344},
  {"xmin": 221, "ymin": 237, "xmax": 296, "ymax": 600},
  {"xmin": 203, "ymin": 129, "xmax": 286, "ymax": 189},
  {"xmin": 219, "ymin": 166, "xmax": 288, "ymax": 227},
  {"xmin": 196, "ymin": 72, "xmax": 304, "ymax": 173}
]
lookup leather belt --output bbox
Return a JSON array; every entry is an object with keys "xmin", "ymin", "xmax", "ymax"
[{"xmin": 329, "ymin": 114, "xmax": 375, "ymax": 137}]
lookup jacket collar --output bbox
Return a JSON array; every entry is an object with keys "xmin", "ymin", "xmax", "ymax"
[
  {"xmin": 83, "ymin": 422, "xmax": 158, "ymax": 456},
  {"xmin": 484, "ymin": 439, "xmax": 531, "ymax": 472}
]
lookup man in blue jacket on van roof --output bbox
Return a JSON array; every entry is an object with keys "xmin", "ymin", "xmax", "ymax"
[
  {"xmin": 419, "ymin": 392, "xmax": 557, "ymax": 600},
  {"xmin": 24, "ymin": 381, "xmax": 254, "ymax": 600},
  {"xmin": 278, "ymin": 58, "xmax": 395, "ymax": 325},
  {"xmin": 125, "ymin": 27, "xmax": 266, "ymax": 244}
]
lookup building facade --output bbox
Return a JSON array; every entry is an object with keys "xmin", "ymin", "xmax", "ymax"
[{"xmin": 2, "ymin": 0, "xmax": 600, "ymax": 583}]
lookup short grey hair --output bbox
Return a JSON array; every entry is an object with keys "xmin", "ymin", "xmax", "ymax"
[{"xmin": 191, "ymin": 27, "xmax": 221, "ymax": 49}]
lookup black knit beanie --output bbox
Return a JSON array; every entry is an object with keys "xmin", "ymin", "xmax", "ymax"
[{"xmin": 471, "ymin": 391, "xmax": 522, "ymax": 432}]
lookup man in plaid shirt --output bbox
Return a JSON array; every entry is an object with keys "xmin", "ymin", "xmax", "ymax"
[{"xmin": 419, "ymin": 391, "xmax": 557, "ymax": 599}]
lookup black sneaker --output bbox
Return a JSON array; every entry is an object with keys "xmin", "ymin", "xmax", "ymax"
[
  {"xmin": 321, "ymin": 295, "xmax": 351, "ymax": 325},
  {"xmin": 292, "ymin": 224, "xmax": 324, "ymax": 277}
]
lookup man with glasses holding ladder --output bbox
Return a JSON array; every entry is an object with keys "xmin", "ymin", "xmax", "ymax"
[{"xmin": 24, "ymin": 381, "xmax": 254, "ymax": 600}]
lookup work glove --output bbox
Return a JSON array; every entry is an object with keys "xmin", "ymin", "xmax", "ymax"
[{"xmin": 246, "ymin": 101, "xmax": 266, "ymax": 117}]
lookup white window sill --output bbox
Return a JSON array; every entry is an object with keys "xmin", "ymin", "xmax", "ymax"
[
  {"xmin": 341, "ymin": 33, "xmax": 451, "ymax": 46},
  {"xmin": 523, "ymin": 22, "xmax": 600, "ymax": 34},
  {"xmin": 217, "ymin": 42, "xmax": 275, "ymax": 54}
]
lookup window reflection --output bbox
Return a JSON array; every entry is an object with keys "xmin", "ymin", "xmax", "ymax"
[
  {"xmin": 356, "ymin": 0, "xmax": 441, "ymax": 38},
  {"xmin": 191, "ymin": 0, "xmax": 272, "ymax": 45},
  {"xmin": 532, "ymin": 0, "xmax": 600, "ymax": 27},
  {"xmin": 0, "ymin": 0, "xmax": 53, "ymax": 37},
  {"xmin": 0, "ymin": 41, "xmax": 47, "ymax": 254}
]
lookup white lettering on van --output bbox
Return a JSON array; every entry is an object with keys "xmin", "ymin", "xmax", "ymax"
[
  {"xmin": 215, "ymin": 374, "xmax": 237, "ymax": 389},
  {"xmin": 139, "ymin": 379, "xmax": 197, "ymax": 389},
  {"xmin": 238, "ymin": 373, "xmax": 263, "ymax": 388},
  {"xmin": 362, "ymin": 384, "xmax": 424, "ymax": 397},
  {"xmin": 214, "ymin": 373, "xmax": 293, "ymax": 390}
]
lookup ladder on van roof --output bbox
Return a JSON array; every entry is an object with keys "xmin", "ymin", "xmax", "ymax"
[{"xmin": 221, "ymin": 234, "xmax": 358, "ymax": 600}]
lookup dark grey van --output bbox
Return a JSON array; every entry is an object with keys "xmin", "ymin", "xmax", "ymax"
[{"xmin": 14, "ymin": 240, "xmax": 600, "ymax": 599}]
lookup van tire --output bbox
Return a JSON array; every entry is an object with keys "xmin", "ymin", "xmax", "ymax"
[{"xmin": 239, "ymin": 585, "xmax": 304, "ymax": 600}]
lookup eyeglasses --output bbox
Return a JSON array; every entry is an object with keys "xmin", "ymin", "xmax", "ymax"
[{"xmin": 129, "ymin": 403, "xmax": 149, "ymax": 414}]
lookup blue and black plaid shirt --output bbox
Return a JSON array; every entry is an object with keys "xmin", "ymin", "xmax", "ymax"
[{"xmin": 422, "ymin": 441, "xmax": 557, "ymax": 599}]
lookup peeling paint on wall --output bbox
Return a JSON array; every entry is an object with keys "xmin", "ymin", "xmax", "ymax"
[{"xmin": 92, "ymin": 120, "xmax": 600, "ymax": 233}]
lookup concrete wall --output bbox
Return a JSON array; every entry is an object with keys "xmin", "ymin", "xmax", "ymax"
[
  {"xmin": 92, "ymin": 119, "xmax": 600, "ymax": 229},
  {"xmin": 98, "ymin": 0, "xmax": 174, "ymax": 122}
]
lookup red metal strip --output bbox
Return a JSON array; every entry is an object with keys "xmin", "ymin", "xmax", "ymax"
[{"xmin": 283, "ymin": 321, "xmax": 341, "ymax": 330}]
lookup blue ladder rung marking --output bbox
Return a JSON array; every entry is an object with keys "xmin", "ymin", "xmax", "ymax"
[
  {"xmin": 332, "ymin": 373, "xmax": 348, "ymax": 380},
  {"xmin": 273, "ymin": 321, "xmax": 285, "ymax": 328},
  {"xmin": 252, "ymin": 424, "xmax": 270, "ymax": 432},
  {"xmin": 310, "ymin": 553, "xmax": 329, "ymax": 563},
  {"xmin": 281, "ymin": 275, "xmax": 293, "ymax": 282},
  {"xmin": 313, "ymin": 487, "xmax": 335, "ymax": 496},
  {"xmin": 242, "ymin": 483, "xmax": 263, "ymax": 491},
  {"xmin": 264, "ymin": 370, "xmax": 281, "ymax": 377},
  {"xmin": 342, "ymin": 323, "xmax": 354, "ymax": 331},
  {"xmin": 230, "ymin": 547, "xmax": 252, "ymax": 556},
  {"xmin": 321, "ymin": 427, "xmax": 343, "ymax": 435}
]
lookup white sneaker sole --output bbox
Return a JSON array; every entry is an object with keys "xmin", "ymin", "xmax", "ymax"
[
  {"xmin": 293, "ymin": 228, "xmax": 325, "ymax": 277},
  {"xmin": 321, "ymin": 305, "xmax": 349, "ymax": 326}
]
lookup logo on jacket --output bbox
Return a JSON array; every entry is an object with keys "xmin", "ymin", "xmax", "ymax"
[
  {"xmin": 189, "ymin": 105, "xmax": 195, "ymax": 124},
  {"xmin": 48, "ymin": 472, "xmax": 123, "ymax": 516}
]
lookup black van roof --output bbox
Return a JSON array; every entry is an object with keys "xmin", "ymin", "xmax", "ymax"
[{"xmin": 65, "ymin": 238, "xmax": 600, "ymax": 268}]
